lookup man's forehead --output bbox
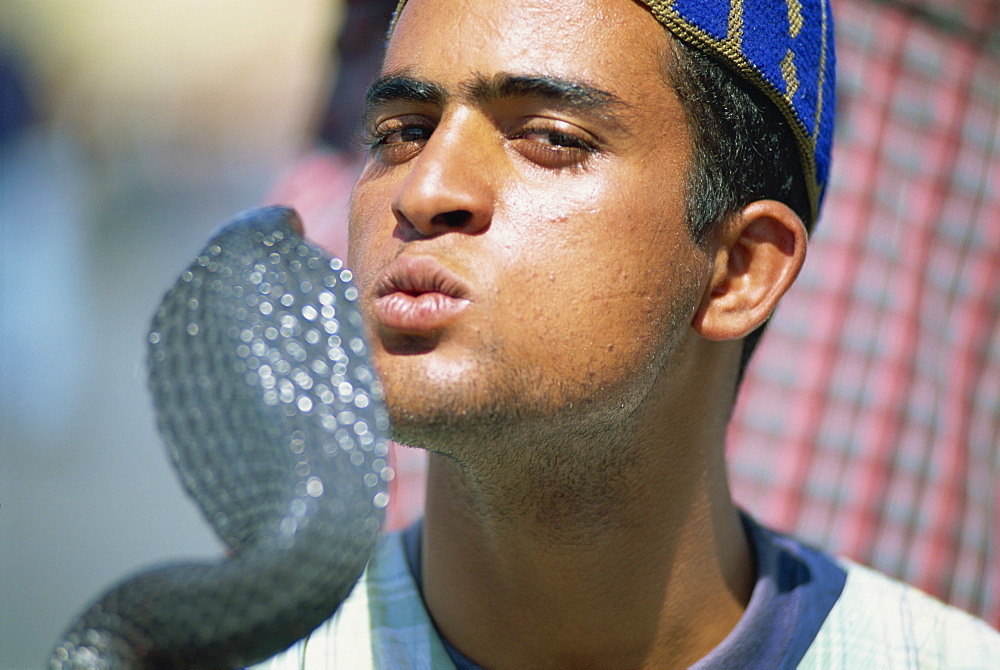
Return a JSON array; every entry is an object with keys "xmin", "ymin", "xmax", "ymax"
[{"xmin": 385, "ymin": 0, "xmax": 670, "ymax": 76}]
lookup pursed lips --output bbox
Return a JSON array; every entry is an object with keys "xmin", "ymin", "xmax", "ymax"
[{"xmin": 371, "ymin": 255, "xmax": 472, "ymax": 333}]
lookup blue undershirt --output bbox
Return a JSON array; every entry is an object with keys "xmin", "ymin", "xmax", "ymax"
[{"xmin": 403, "ymin": 513, "xmax": 846, "ymax": 669}]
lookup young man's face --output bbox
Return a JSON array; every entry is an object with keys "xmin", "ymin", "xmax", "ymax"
[{"xmin": 349, "ymin": 0, "xmax": 712, "ymax": 450}]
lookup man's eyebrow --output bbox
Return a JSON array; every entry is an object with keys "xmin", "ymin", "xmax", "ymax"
[
  {"xmin": 464, "ymin": 72, "xmax": 629, "ymax": 118},
  {"xmin": 363, "ymin": 70, "xmax": 629, "ymax": 123},
  {"xmin": 363, "ymin": 72, "xmax": 448, "ymax": 121}
]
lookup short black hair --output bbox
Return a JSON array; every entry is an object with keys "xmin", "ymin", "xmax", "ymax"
[{"xmin": 667, "ymin": 40, "xmax": 812, "ymax": 380}]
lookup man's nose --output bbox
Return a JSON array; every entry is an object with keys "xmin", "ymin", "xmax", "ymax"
[{"xmin": 391, "ymin": 113, "xmax": 496, "ymax": 239}]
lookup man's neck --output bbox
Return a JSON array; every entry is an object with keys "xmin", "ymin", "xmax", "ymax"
[{"xmin": 418, "ymin": 439, "xmax": 755, "ymax": 669}]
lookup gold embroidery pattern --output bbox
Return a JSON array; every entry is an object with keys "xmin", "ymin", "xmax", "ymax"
[
  {"xmin": 787, "ymin": 0, "xmax": 804, "ymax": 38},
  {"xmin": 728, "ymin": 0, "xmax": 744, "ymax": 51},
  {"xmin": 813, "ymin": 0, "xmax": 829, "ymax": 145},
  {"xmin": 781, "ymin": 49, "xmax": 799, "ymax": 100}
]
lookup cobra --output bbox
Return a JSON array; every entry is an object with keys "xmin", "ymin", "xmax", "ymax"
[{"xmin": 50, "ymin": 206, "xmax": 391, "ymax": 669}]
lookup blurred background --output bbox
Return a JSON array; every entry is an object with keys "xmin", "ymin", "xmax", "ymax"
[{"xmin": 1, "ymin": 2, "xmax": 342, "ymax": 666}]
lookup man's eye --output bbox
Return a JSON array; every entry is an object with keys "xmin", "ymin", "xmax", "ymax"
[
  {"xmin": 370, "ymin": 124, "xmax": 433, "ymax": 147},
  {"xmin": 380, "ymin": 126, "xmax": 433, "ymax": 145},
  {"xmin": 364, "ymin": 121, "xmax": 433, "ymax": 163},
  {"xmin": 519, "ymin": 129, "xmax": 593, "ymax": 151},
  {"xmin": 512, "ymin": 126, "xmax": 598, "ymax": 169}
]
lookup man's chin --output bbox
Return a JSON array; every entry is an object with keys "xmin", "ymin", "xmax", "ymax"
[
  {"xmin": 384, "ymin": 400, "xmax": 515, "ymax": 453},
  {"xmin": 375, "ymin": 339, "xmax": 674, "ymax": 462},
  {"xmin": 382, "ymin": 385, "xmax": 638, "ymax": 468}
]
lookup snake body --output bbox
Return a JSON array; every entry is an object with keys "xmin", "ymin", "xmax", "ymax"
[{"xmin": 50, "ymin": 206, "xmax": 390, "ymax": 668}]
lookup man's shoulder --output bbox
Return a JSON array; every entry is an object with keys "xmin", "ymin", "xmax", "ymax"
[{"xmin": 801, "ymin": 558, "xmax": 1000, "ymax": 668}]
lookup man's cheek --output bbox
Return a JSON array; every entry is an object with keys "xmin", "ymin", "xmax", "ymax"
[{"xmin": 346, "ymin": 188, "xmax": 388, "ymax": 270}]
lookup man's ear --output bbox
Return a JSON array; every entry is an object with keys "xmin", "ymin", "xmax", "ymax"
[{"xmin": 692, "ymin": 200, "xmax": 807, "ymax": 341}]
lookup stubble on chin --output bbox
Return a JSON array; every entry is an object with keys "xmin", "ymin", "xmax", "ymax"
[
  {"xmin": 379, "ymin": 327, "xmax": 673, "ymax": 474},
  {"xmin": 376, "ymin": 256, "xmax": 705, "ymax": 484}
]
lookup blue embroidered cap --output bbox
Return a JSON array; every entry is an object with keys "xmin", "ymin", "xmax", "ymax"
[
  {"xmin": 638, "ymin": 0, "xmax": 836, "ymax": 223},
  {"xmin": 389, "ymin": 0, "xmax": 836, "ymax": 224}
]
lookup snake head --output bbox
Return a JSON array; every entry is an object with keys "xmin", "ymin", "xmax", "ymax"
[{"xmin": 51, "ymin": 206, "xmax": 391, "ymax": 669}]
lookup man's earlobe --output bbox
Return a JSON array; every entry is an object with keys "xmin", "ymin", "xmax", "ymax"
[{"xmin": 691, "ymin": 200, "xmax": 807, "ymax": 341}]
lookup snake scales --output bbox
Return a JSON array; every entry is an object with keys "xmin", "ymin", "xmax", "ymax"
[{"xmin": 50, "ymin": 206, "xmax": 391, "ymax": 668}]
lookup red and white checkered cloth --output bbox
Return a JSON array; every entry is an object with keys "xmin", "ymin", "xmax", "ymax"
[
  {"xmin": 729, "ymin": 0, "xmax": 1000, "ymax": 626},
  {"xmin": 268, "ymin": 0, "xmax": 1000, "ymax": 626}
]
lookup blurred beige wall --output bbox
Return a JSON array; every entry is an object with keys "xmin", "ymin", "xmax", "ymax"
[{"xmin": 2, "ymin": 0, "xmax": 342, "ymax": 179}]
